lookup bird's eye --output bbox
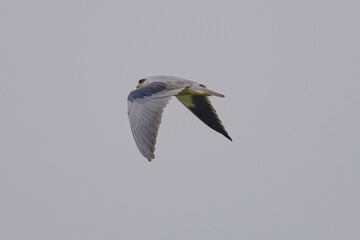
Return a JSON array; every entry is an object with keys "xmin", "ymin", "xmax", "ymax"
[{"xmin": 139, "ymin": 79, "xmax": 145, "ymax": 84}]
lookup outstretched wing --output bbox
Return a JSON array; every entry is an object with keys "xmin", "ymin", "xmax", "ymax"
[
  {"xmin": 127, "ymin": 82, "xmax": 186, "ymax": 161},
  {"xmin": 176, "ymin": 95, "xmax": 232, "ymax": 141}
]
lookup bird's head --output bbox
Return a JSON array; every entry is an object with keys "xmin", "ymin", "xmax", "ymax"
[{"xmin": 136, "ymin": 78, "xmax": 152, "ymax": 88}]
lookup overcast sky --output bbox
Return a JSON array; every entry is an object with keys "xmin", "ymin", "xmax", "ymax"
[{"xmin": 1, "ymin": 0, "xmax": 359, "ymax": 239}]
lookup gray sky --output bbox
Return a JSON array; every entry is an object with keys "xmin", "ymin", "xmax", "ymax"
[{"xmin": 1, "ymin": 0, "xmax": 359, "ymax": 239}]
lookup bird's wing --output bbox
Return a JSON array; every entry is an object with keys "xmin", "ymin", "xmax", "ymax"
[
  {"xmin": 127, "ymin": 82, "xmax": 187, "ymax": 161},
  {"xmin": 176, "ymin": 94, "xmax": 232, "ymax": 141}
]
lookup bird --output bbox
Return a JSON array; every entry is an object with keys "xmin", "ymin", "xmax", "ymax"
[{"xmin": 127, "ymin": 75, "xmax": 232, "ymax": 161}]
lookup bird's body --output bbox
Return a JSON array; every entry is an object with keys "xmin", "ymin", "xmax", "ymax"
[{"xmin": 127, "ymin": 75, "xmax": 231, "ymax": 161}]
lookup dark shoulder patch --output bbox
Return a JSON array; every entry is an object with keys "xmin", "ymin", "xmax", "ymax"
[{"xmin": 128, "ymin": 82, "xmax": 167, "ymax": 102}]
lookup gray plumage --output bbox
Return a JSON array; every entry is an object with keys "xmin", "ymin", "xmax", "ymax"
[{"xmin": 127, "ymin": 75, "xmax": 231, "ymax": 161}]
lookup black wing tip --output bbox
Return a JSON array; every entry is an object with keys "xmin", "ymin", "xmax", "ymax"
[
  {"xmin": 219, "ymin": 129, "xmax": 232, "ymax": 141},
  {"xmin": 225, "ymin": 134, "xmax": 232, "ymax": 141},
  {"xmin": 185, "ymin": 95, "xmax": 232, "ymax": 142}
]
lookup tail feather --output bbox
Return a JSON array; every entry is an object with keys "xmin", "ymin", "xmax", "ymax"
[
  {"xmin": 202, "ymin": 88, "xmax": 225, "ymax": 98},
  {"xmin": 197, "ymin": 84, "xmax": 225, "ymax": 98}
]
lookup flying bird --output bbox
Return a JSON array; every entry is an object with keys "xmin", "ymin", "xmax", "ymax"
[{"xmin": 127, "ymin": 75, "xmax": 232, "ymax": 161}]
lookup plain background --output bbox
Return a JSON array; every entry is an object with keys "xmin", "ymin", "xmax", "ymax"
[{"xmin": 1, "ymin": 0, "xmax": 359, "ymax": 239}]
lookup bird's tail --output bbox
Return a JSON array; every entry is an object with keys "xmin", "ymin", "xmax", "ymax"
[{"xmin": 198, "ymin": 84, "xmax": 225, "ymax": 98}]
